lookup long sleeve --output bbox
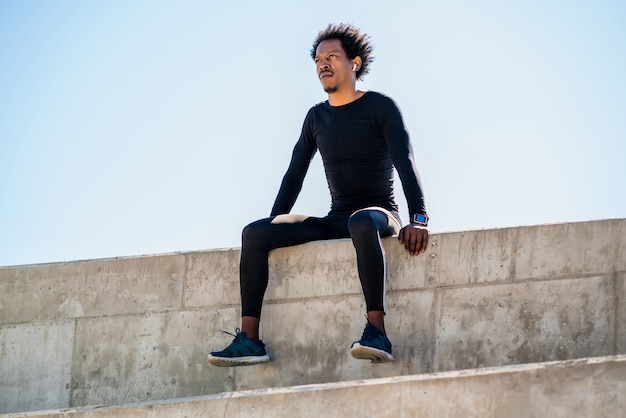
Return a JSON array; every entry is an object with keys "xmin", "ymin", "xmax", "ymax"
[
  {"xmin": 270, "ymin": 110, "xmax": 317, "ymax": 216},
  {"xmin": 379, "ymin": 97, "xmax": 427, "ymax": 218}
]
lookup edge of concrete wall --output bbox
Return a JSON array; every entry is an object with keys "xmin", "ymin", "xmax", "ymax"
[
  {"xmin": 1, "ymin": 219, "xmax": 624, "ymax": 414},
  {"xmin": 6, "ymin": 355, "xmax": 625, "ymax": 418}
]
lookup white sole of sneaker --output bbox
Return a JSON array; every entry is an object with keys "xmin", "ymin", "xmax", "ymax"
[
  {"xmin": 350, "ymin": 343, "xmax": 394, "ymax": 363},
  {"xmin": 207, "ymin": 354, "xmax": 270, "ymax": 367}
]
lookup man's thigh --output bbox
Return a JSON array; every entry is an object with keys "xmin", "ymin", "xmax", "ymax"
[
  {"xmin": 246, "ymin": 213, "xmax": 350, "ymax": 251},
  {"xmin": 348, "ymin": 207, "xmax": 402, "ymax": 237}
]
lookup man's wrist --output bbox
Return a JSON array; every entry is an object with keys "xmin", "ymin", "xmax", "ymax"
[{"xmin": 410, "ymin": 213, "xmax": 429, "ymax": 226}]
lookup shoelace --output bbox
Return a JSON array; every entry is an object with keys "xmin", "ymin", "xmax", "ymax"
[{"xmin": 220, "ymin": 328, "xmax": 243, "ymax": 339}]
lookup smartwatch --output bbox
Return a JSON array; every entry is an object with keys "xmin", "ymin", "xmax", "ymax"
[{"xmin": 411, "ymin": 213, "xmax": 429, "ymax": 226}]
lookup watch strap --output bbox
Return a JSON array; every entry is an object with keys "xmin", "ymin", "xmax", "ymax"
[{"xmin": 411, "ymin": 213, "xmax": 429, "ymax": 226}]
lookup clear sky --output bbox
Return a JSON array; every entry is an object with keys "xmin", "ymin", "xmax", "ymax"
[{"xmin": 1, "ymin": 0, "xmax": 625, "ymax": 267}]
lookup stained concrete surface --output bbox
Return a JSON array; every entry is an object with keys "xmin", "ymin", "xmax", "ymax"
[
  {"xmin": 6, "ymin": 356, "xmax": 625, "ymax": 418},
  {"xmin": 0, "ymin": 219, "xmax": 624, "ymax": 414}
]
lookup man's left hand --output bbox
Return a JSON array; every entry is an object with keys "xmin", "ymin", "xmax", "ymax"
[{"xmin": 398, "ymin": 224, "xmax": 429, "ymax": 256}]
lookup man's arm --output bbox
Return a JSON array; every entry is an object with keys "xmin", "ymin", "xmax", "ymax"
[
  {"xmin": 270, "ymin": 112, "xmax": 317, "ymax": 216},
  {"xmin": 379, "ymin": 96, "xmax": 429, "ymax": 255}
]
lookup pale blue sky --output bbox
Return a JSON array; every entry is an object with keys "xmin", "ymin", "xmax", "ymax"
[{"xmin": 1, "ymin": 0, "xmax": 624, "ymax": 266}]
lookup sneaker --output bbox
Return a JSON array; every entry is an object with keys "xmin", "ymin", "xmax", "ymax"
[
  {"xmin": 350, "ymin": 323, "xmax": 394, "ymax": 363},
  {"xmin": 207, "ymin": 329, "xmax": 270, "ymax": 367}
]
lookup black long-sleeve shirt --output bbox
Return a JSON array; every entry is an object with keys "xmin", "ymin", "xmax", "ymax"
[{"xmin": 271, "ymin": 91, "xmax": 426, "ymax": 222}]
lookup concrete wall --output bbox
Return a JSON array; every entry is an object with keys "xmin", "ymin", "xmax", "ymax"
[
  {"xmin": 1, "ymin": 219, "xmax": 624, "ymax": 414},
  {"xmin": 12, "ymin": 356, "xmax": 626, "ymax": 418}
]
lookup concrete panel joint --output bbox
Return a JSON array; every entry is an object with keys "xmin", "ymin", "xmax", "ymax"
[{"xmin": 0, "ymin": 218, "xmax": 624, "ymax": 414}]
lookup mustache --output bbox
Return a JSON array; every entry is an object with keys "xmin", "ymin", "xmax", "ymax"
[{"xmin": 319, "ymin": 70, "xmax": 333, "ymax": 79}]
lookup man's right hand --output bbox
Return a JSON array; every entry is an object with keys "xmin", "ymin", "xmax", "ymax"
[{"xmin": 398, "ymin": 224, "xmax": 429, "ymax": 256}]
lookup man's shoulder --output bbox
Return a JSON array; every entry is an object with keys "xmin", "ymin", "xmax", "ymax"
[
  {"xmin": 365, "ymin": 91, "xmax": 396, "ymax": 106},
  {"xmin": 306, "ymin": 100, "xmax": 329, "ymax": 116},
  {"xmin": 311, "ymin": 98, "xmax": 329, "ymax": 109},
  {"xmin": 366, "ymin": 90, "xmax": 387, "ymax": 99}
]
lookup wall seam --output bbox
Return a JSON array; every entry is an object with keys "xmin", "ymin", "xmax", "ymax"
[
  {"xmin": 181, "ymin": 254, "xmax": 190, "ymax": 311},
  {"xmin": 68, "ymin": 317, "xmax": 78, "ymax": 408}
]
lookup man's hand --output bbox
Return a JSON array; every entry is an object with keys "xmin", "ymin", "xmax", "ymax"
[{"xmin": 398, "ymin": 224, "xmax": 429, "ymax": 255}]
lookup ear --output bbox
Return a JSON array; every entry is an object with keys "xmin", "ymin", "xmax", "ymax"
[{"xmin": 352, "ymin": 56, "xmax": 363, "ymax": 71}]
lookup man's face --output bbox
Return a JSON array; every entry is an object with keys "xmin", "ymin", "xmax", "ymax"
[{"xmin": 314, "ymin": 39, "xmax": 354, "ymax": 94}]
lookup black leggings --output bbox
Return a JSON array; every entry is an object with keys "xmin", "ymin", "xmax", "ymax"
[{"xmin": 240, "ymin": 207, "xmax": 401, "ymax": 318}]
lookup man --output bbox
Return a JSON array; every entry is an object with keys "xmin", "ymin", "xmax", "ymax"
[{"xmin": 207, "ymin": 23, "xmax": 428, "ymax": 367}]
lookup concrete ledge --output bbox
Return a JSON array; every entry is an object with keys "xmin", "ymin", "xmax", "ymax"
[
  {"xmin": 7, "ymin": 355, "xmax": 625, "ymax": 418},
  {"xmin": 1, "ymin": 219, "xmax": 624, "ymax": 413},
  {"xmin": 3, "ymin": 219, "xmax": 624, "ymax": 321}
]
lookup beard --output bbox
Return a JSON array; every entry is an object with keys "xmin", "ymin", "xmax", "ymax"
[{"xmin": 323, "ymin": 85, "xmax": 338, "ymax": 93}]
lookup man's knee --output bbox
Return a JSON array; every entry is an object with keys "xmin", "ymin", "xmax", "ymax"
[
  {"xmin": 347, "ymin": 211, "xmax": 378, "ymax": 239},
  {"xmin": 242, "ymin": 219, "xmax": 271, "ymax": 247}
]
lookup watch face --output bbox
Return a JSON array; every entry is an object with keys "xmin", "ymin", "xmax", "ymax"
[{"xmin": 412, "ymin": 214, "xmax": 428, "ymax": 225}]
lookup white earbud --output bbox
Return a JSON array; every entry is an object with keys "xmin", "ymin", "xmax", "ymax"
[{"xmin": 352, "ymin": 63, "xmax": 357, "ymax": 71}]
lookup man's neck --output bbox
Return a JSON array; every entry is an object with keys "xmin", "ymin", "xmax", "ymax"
[{"xmin": 327, "ymin": 88, "xmax": 365, "ymax": 107}]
